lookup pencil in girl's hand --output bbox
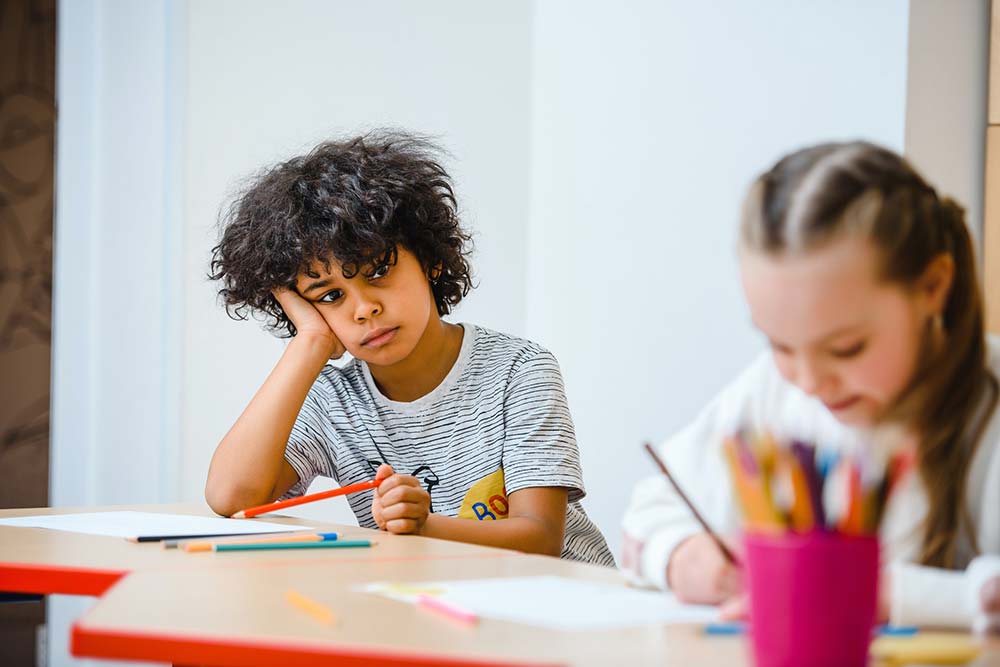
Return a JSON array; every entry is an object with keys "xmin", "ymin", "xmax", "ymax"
[
  {"xmin": 643, "ymin": 442, "xmax": 741, "ymax": 567},
  {"xmin": 231, "ymin": 479, "xmax": 379, "ymax": 519}
]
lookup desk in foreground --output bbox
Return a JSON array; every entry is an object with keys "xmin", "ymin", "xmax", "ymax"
[
  {"xmin": 0, "ymin": 503, "xmax": 515, "ymax": 596},
  {"xmin": 73, "ymin": 555, "xmax": 748, "ymax": 667}
]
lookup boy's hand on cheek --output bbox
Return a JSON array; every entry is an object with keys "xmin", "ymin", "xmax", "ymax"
[
  {"xmin": 271, "ymin": 288, "xmax": 345, "ymax": 359},
  {"xmin": 371, "ymin": 464, "xmax": 430, "ymax": 535}
]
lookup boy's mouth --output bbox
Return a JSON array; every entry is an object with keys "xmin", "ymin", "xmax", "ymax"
[{"xmin": 360, "ymin": 326, "xmax": 399, "ymax": 348}]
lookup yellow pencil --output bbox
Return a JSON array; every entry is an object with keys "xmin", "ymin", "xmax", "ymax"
[{"xmin": 285, "ymin": 589, "xmax": 336, "ymax": 625}]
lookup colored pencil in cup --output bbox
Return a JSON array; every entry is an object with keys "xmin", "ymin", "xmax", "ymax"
[
  {"xmin": 416, "ymin": 594, "xmax": 478, "ymax": 625},
  {"xmin": 182, "ymin": 532, "xmax": 339, "ymax": 553},
  {"xmin": 231, "ymin": 479, "xmax": 380, "ymax": 518},
  {"xmin": 211, "ymin": 539, "xmax": 374, "ymax": 552},
  {"xmin": 643, "ymin": 442, "xmax": 741, "ymax": 566}
]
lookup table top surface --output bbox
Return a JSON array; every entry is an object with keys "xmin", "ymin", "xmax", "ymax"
[{"xmin": 3, "ymin": 503, "xmax": 999, "ymax": 667}]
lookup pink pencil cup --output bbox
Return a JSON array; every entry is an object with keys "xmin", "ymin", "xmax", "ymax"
[{"xmin": 744, "ymin": 532, "xmax": 879, "ymax": 667}]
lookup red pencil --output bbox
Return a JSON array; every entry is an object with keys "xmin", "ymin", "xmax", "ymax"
[{"xmin": 231, "ymin": 479, "xmax": 380, "ymax": 519}]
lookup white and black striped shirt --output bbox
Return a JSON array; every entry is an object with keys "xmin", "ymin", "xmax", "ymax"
[{"xmin": 283, "ymin": 323, "xmax": 615, "ymax": 566}]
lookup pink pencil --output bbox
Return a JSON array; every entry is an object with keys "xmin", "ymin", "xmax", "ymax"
[{"xmin": 416, "ymin": 594, "xmax": 478, "ymax": 625}]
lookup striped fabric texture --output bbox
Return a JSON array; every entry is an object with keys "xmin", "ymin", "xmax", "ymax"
[{"xmin": 283, "ymin": 323, "xmax": 615, "ymax": 566}]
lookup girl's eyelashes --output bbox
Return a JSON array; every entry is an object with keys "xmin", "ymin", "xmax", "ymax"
[
  {"xmin": 317, "ymin": 289, "xmax": 343, "ymax": 304},
  {"xmin": 830, "ymin": 340, "xmax": 867, "ymax": 359}
]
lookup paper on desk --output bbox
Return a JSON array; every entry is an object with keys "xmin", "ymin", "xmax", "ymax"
[
  {"xmin": 360, "ymin": 575, "xmax": 718, "ymax": 631},
  {"xmin": 0, "ymin": 511, "xmax": 311, "ymax": 539}
]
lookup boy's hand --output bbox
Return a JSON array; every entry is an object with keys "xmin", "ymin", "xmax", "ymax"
[
  {"xmin": 271, "ymin": 288, "xmax": 345, "ymax": 359},
  {"xmin": 667, "ymin": 532, "xmax": 743, "ymax": 606},
  {"xmin": 371, "ymin": 464, "xmax": 430, "ymax": 535}
]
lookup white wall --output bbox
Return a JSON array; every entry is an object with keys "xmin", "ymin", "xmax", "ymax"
[
  {"xmin": 53, "ymin": 0, "xmax": 183, "ymax": 663},
  {"xmin": 526, "ymin": 1, "xmax": 910, "ymax": 553}
]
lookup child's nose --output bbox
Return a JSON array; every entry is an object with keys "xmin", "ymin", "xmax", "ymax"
[
  {"xmin": 794, "ymin": 356, "xmax": 827, "ymax": 396},
  {"xmin": 354, "ymin": 299, "xmax": 382, "ymax": 322}
]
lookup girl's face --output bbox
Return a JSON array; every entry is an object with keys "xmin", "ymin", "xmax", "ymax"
[
  {"xmin": 740, "ymin": 236, "xmax": 946, "ymax": 427},
  {"xmin": 295, "ymin": 246, "xmax": 437, "ymax": 367}
]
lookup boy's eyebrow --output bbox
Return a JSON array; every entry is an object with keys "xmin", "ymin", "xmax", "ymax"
[{"xmin": 301, "ymin": 278, "xmax": 334, "ymax": 295}]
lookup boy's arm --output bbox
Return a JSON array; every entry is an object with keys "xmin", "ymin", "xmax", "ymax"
[
  {"xmin": 422, "ymin": 488, "xmax": 567, "ymax": 555},
  {"xmin": 205, "ymin": 332, "xmax": 334, "ymax": 516}
]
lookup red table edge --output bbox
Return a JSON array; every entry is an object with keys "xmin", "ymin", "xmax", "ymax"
[
  {"xmin": 0, "ymin": 562, "xmax": 125, "ymax": 596},
  {"xmin": 71, "ymin": 623, "xmax": 567, "ymax": 667},
  {"xmin": 0, "ymin": 549, "xmax": 518, "ymax": 597}
]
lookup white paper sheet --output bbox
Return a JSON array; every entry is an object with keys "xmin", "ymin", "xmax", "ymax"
[
  {"xmin": 361, "ymin": 575, "xmax": 718, "ymax": 631},
  {"xmin": 0, "ymin": 511, "xmax": 311, "ymax": 540}
]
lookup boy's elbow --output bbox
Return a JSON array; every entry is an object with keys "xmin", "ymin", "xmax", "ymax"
[
  {"xmin": 204, "ymin": 479, "xmax": 260, "ymax": 518},
  {"xmin": 542, "ymin": 540, "xmax": 563, "ymax": 558},
  {"xmin": 204, "ymin": 483, "xmax": 237, "ymax": 517}
]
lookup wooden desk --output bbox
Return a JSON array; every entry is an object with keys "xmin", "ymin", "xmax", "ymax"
[
  {"xmin": 0, "ymin": 503, "xmax": 514, "ymax": 596},
  {"xmin": 4, "ymin": 504, "xmax": 999, "ymax": 666}
]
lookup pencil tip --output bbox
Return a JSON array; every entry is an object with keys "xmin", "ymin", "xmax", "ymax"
[{"xmin": 231, "ymin": 511, "xmax": 245, "ymax": 519}]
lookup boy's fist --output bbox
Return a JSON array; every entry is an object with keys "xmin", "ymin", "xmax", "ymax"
[{"xmin": 371, "ymin": 464, "xmax": 431, "ymax": 534}]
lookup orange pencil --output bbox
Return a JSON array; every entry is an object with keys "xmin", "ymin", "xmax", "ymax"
[
  {"xmin": 839, "ymin": 463, "xmax": 865, "ymax": 535},
  {"xmin": 780, "ymin": 449, "xmax": 815, "ymax": 532},
  {"xmin": 723, "ymin": 437, "xmax": 785, "ymax": 533},
  {"xmin": 231, "ymin": 479, "xmax": 379, "ymax": 519}
]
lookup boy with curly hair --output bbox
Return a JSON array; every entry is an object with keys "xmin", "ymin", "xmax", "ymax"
[{"xmin": 205, "ymin": 131, "xmax": 614, "ymax": 565}]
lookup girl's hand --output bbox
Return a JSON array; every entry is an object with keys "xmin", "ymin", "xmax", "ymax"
[
  {"xmin": 371, "ymin": 464, "xmax": 431, "ymax": 534},
  {"xmin": 719, "ymin": 593, "xmax": 748, "ymax": 621},
  {"xmin": 667, "ymin": 532, "xmax": 743, "ymax": 605},
  {"xmin": 982, "ymin": 576, "xmax": 1000, "ymax": 615},
  {"xmin": 271, "ymin": 288, "xmax": 345, "ymax": 359}
]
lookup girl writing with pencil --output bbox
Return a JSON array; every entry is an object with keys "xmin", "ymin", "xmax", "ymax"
[
  {"xmin": 204, "ymin": 131, "xmax": 614, "ymax": 566},
  {"xmin": 622, "ymin": 142, "xmax": 1000, "ymax": 629}
]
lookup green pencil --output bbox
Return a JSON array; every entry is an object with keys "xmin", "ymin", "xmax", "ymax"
[{"xmin": 213, "ymin": 539, "xmax": 374, "ymax": 552}]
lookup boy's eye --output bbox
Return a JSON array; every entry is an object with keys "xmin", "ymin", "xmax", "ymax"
[
  {"xmin": 317, "ymin": 289, "xmax": 343, "ymax": 303},
  {"xmin": 368, "ymin": 263, "xmax": 390, "ymax": 280},
  {"xmin": 830, "ymin": 341, "xmax": 866, "ymax": 359}
]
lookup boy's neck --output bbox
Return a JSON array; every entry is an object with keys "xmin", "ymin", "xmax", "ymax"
[{"xmin": 367, "ymin": 317, "xmax": 464, "ymax": 403}]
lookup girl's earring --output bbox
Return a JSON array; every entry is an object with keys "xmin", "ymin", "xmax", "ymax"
[{"xmin": 933, "ymin": 313, "xmax": 945, "ymax": 334}]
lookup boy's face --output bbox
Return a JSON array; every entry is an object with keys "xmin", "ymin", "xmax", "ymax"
[{"xmin": 295, "ymin": 246, "xmax": 438, "ymax": 367}]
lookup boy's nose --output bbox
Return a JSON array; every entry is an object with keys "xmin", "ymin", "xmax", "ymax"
[{"xmin": 354, "ymin": 301, "xmax": 382, "ymax": 322}]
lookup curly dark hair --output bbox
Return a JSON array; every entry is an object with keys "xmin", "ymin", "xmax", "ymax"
[{"xmin": 209, "ymin": 130, "xmax": 474, "ymax": 337}]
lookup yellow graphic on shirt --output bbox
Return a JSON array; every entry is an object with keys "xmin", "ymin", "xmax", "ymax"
[{"xmin": 458, "ymin": 468, "xmax": 510, "ymax": 521}]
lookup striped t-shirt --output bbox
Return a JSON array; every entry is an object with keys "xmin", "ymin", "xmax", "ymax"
[{"xmin": 283, "ymin": 323, "xmax": 615, "ymax": 566}]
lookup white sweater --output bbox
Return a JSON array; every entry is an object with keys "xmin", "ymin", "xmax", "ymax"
[{"xmin": 622, "ymin": 336, "xmax": 1000, "ymax": 629}]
